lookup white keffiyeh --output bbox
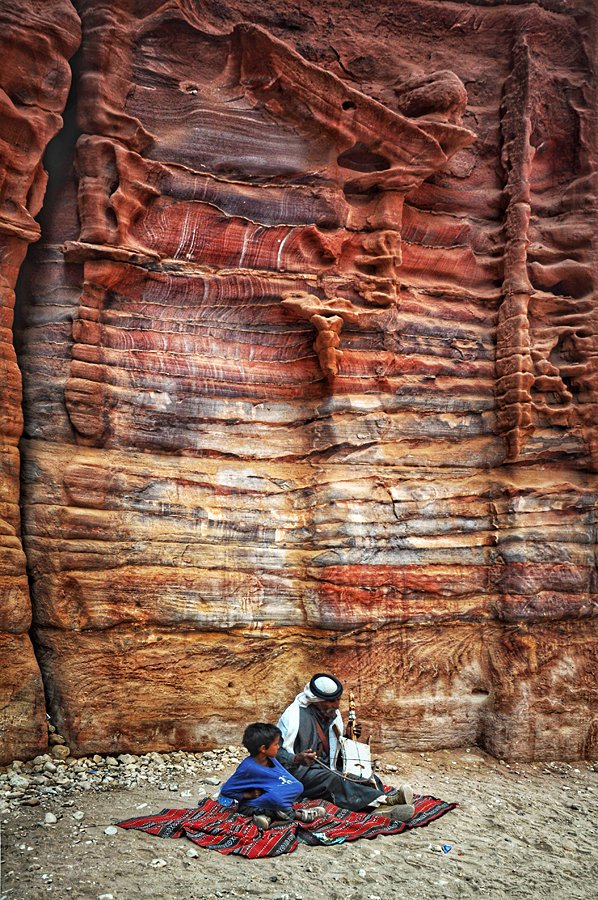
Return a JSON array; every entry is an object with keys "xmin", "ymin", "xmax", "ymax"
[{"xmin": 277, "ymin": 682, "xmax": 344, "ymax": 764}]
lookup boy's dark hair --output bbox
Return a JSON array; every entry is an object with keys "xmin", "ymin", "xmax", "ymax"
[{"xmin": 242, "ymin": 722, "xmax": 282, "ymax": 756}]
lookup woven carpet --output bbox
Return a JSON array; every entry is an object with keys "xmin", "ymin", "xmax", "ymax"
[{"xmin": 118, "ymin": 794, "xmax": 457, "ymax": 858}]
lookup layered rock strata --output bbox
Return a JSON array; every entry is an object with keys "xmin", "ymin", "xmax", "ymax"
[
  {"xmin": 9, "ymin": 0, "xmax": 598, "ymax": 761},
  {"xmin": 0, "ymin": 0, "xmax": 80, "ymax": 763}
]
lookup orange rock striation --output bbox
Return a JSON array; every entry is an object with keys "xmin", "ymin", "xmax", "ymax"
[{"xmin": 4, "ymin": 0, "xmax": 598, "ymax": 761}]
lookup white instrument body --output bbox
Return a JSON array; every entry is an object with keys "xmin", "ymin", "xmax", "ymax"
[{"xmin": 334, "ymin": 735, "xmax": 374, "ymax": 783}]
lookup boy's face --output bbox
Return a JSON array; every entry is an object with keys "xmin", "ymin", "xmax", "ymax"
[{"xmin": 260, "ymin": 736, "xmax": 280, "ymax": 758}]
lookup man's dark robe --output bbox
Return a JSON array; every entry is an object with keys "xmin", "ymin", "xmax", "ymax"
[{"xmin": 276, "ymin": 704, "xmax": 385, "ymax": 811}]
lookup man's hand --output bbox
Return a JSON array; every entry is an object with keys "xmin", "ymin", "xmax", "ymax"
[
  {"xmin": 293, "ymin": 749, "xmax": 318, "ymax": 767},
  {"xmin": 346, "ymin": 723, "xmax": 362, "ymax": 739}
]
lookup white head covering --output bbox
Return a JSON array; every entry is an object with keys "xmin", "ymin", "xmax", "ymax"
[
  {"xmin": 277, "ymin": 679, "xmax": 344, "ymax": 764},
  {"xmin": 311, "ymin": 675, "xmax": 340, "ymax": 698}
]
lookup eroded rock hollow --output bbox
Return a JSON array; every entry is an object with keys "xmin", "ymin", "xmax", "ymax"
[{"xmin": 2, "ymin": 0, "xmax": 597, "ymax": 763}]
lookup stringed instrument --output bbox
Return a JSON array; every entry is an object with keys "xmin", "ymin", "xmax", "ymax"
[{"xmin": 333, "ymin": 691, "xmax": 375, "ymax": 784}]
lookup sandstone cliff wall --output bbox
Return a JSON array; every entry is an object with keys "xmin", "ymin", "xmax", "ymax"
[
  {"xmin": 0, "ymin": 0, "xmax": 80, "ymax": 763},
  {"xmin": 3, "ymin": 0, "xmax": 598, "ymax": 762}
]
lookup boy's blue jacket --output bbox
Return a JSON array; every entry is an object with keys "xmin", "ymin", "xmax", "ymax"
[{"xmin": 219, "ymin": 755, "xmax": 303, "ymax": 810}]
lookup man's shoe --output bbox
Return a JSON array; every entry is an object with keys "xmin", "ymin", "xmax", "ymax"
[
  {"xmin": 252, "ymin": 813, "xmax": 271, "ymax": 830},
  {"xmin": 387, "ymin": 803, "xmax": 415, "ymax": 823},
  {"xmin": 385, "ymin": 784, "xmax": 414, "ymax": 806}
]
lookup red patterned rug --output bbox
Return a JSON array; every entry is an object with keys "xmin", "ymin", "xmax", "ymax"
[{"xmin": 118, "ymin": 795, "xmax": 457, "ymax": 858}]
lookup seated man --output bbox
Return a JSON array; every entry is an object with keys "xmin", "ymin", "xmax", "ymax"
[{"xmin": 276, "ymin": 673, "xmax": 415, "ymax": 822}]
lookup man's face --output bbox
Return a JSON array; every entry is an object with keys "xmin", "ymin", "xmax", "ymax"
[{"xmin": 316, "ymin": 698, "xmax": 340, "ymax": 719}]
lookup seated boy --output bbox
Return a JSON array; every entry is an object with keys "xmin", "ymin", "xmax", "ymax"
[{"xmin": 219, "ymin": 723, "xmax": 326, "ymax": 830}]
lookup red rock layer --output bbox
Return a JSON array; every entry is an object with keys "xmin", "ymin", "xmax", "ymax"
[
  {"xmin": 13, "ymin": 0, "xmax": 598, "ymax": 761},
  {"xmin": 0, "ymin": 0, "xmax": 80, "ymax": 763}
]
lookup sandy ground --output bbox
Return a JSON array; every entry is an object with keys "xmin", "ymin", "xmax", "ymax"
[{"xmin": 2, "ymin": 746, "xmax": 598, "ymax": 900}]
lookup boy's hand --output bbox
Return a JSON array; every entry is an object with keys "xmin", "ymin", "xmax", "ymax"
[{"xmin": 293, "ymin": 749, "xmax": 317, "ymax": 767}]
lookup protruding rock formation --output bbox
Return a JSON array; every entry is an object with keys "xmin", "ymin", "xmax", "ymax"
[
  {"xmin": 281, "ymin": 292, "xmax": 362, "ymax": 377},
  {"xmin": 4, "ymin": 0, "xmax": 598, "ymax": 761}
]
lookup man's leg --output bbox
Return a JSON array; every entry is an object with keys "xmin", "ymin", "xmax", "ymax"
[{"xmin": 298, "ymin": 767, "xmax": 388, "ymax": 812}]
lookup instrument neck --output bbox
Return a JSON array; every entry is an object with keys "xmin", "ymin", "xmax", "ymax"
[{"xmin": 347, "ymin": 691, "xmax": 356, "ymax": 739}]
